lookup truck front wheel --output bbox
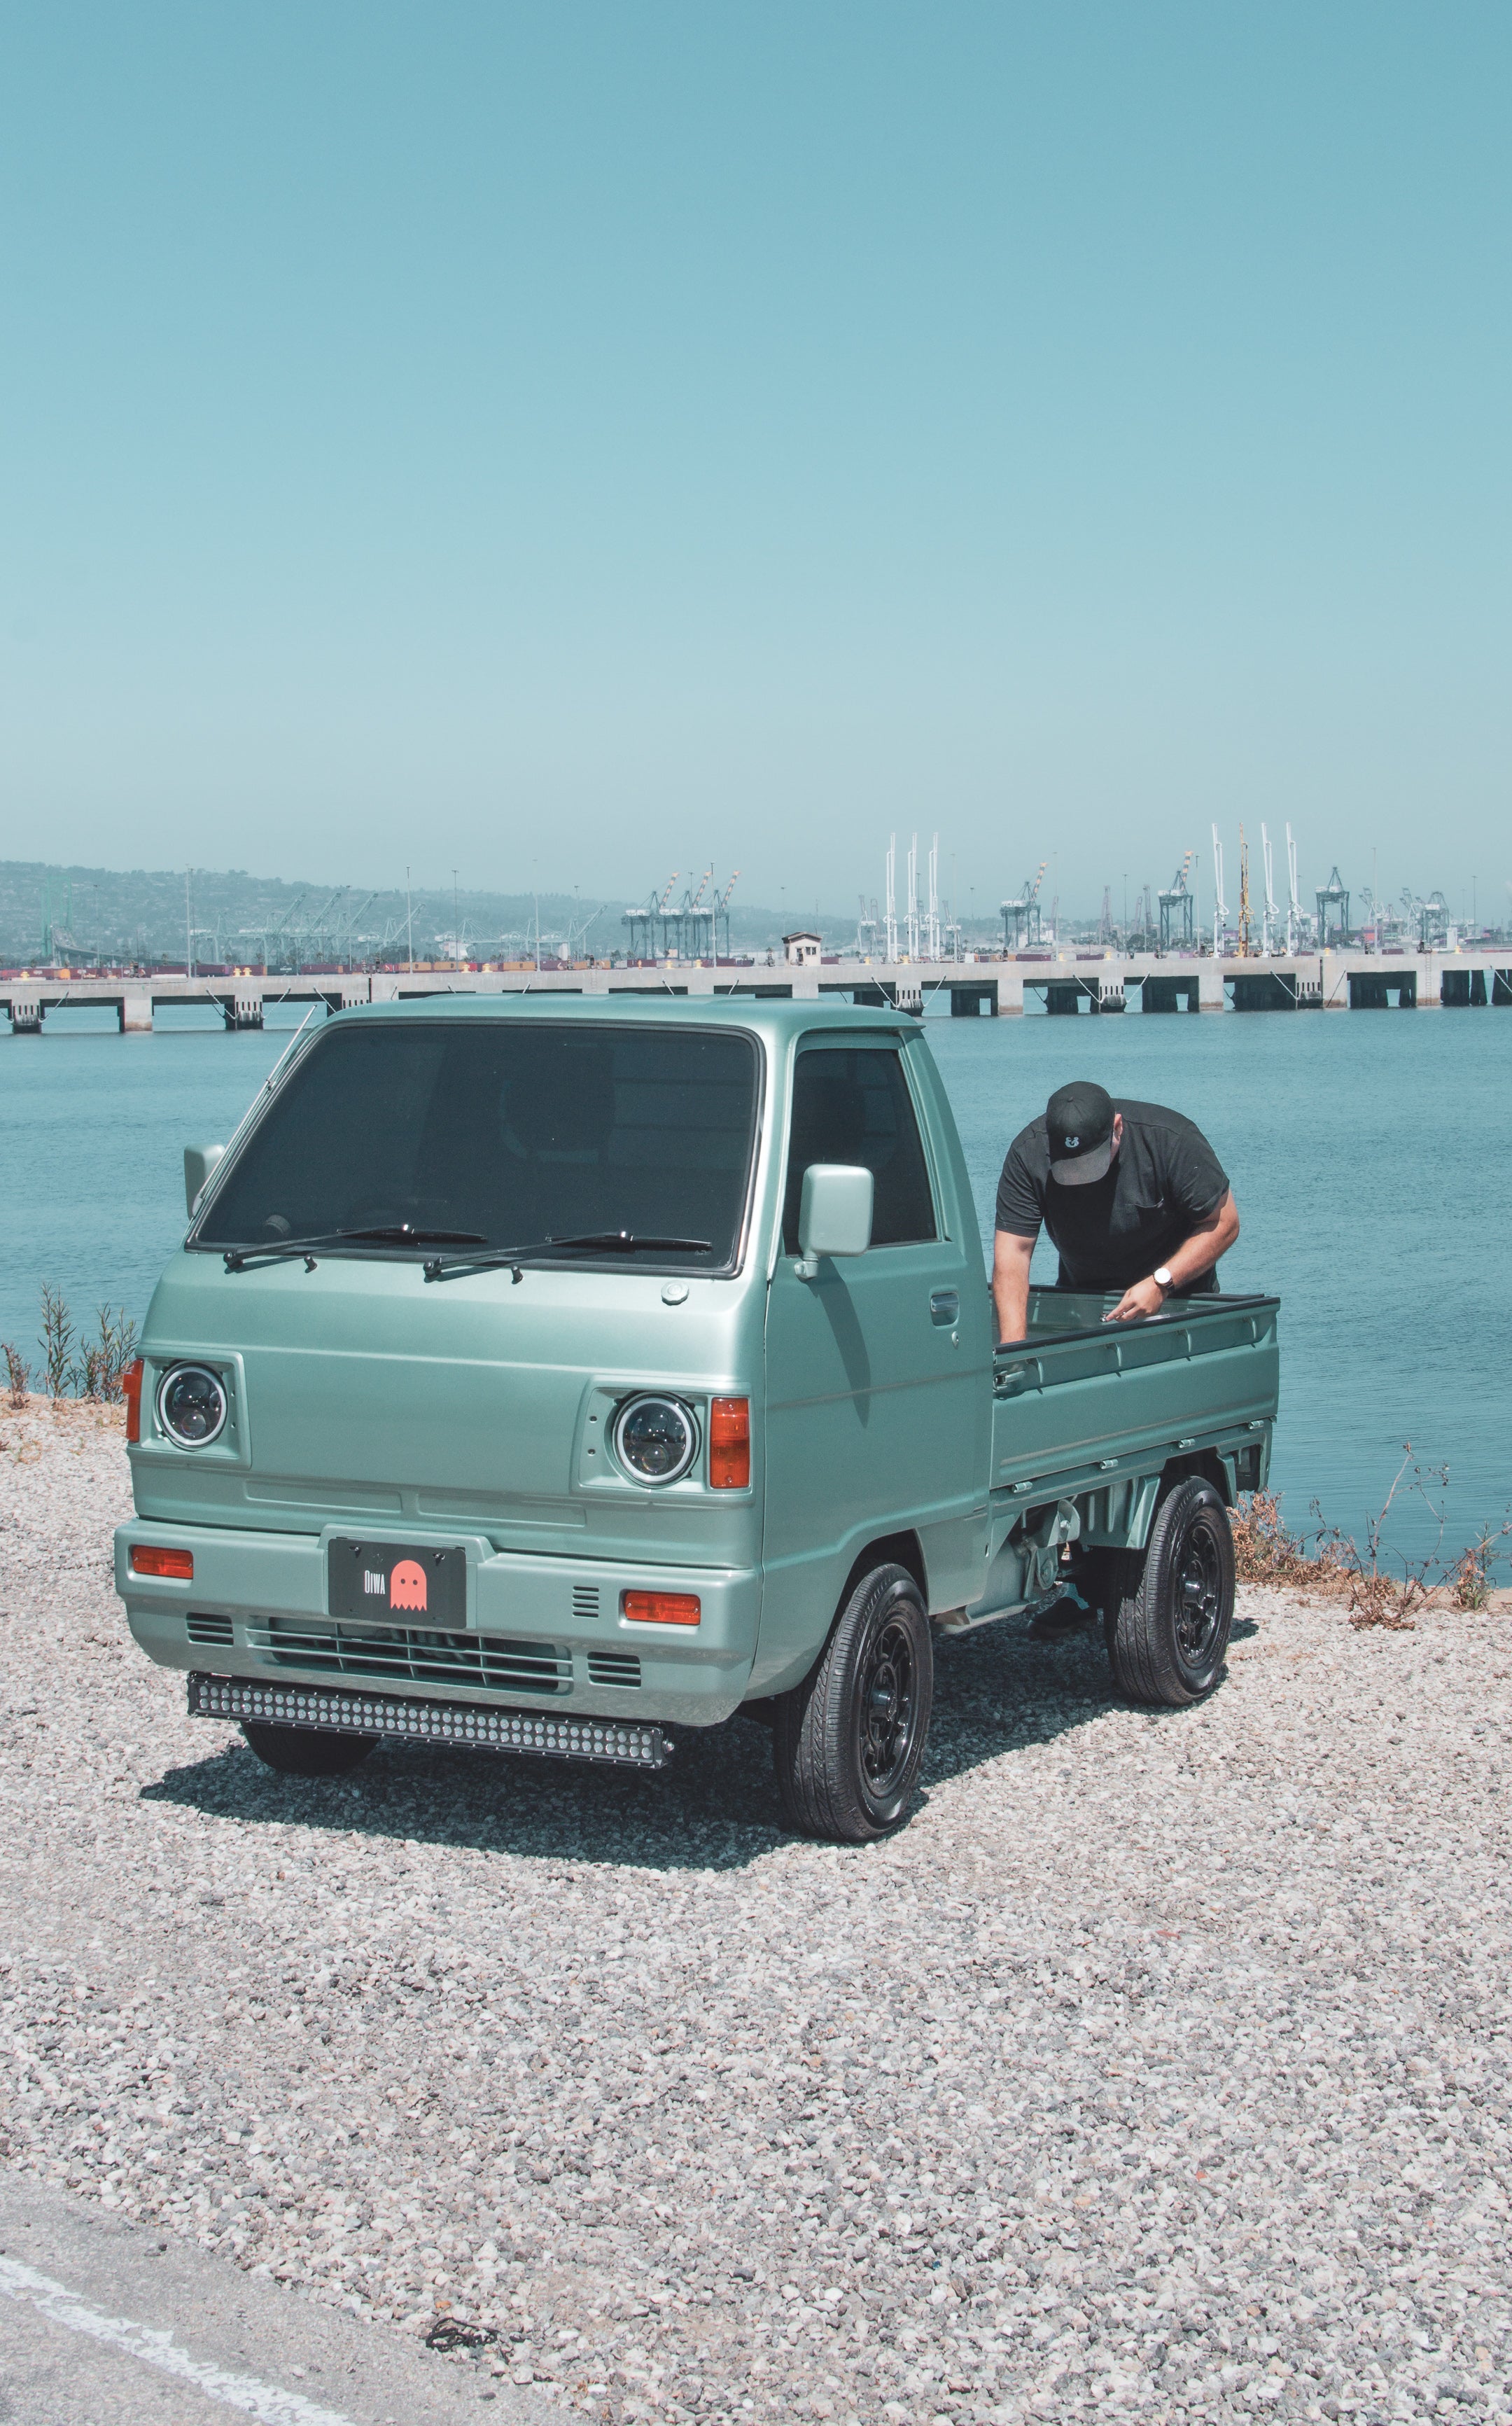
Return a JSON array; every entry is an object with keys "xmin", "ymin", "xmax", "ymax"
[
  {"xmin": 773, "ymin": 1563, "xmax": 932, "ymax": 1842},
  {"xmin": 1106, "ymin": 1478, "xmax": 1235, "ymax": 1707},
  {"xmin": 241, "ymin": 1722, "xmax": 378, "ymax": 1777}
]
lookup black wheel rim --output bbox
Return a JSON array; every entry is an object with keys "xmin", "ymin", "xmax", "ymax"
[
  {"xmin": 1174, "ymin": 1516, "xmax": 1224, "ymax": 1671},
  {"xmin": 857, "ymin": 1615, "xmax": 918, "ymax": 1801}
]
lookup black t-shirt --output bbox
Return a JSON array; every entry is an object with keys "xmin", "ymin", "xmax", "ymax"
[{"xmin": 995, "ymin": 1098, "xmax": 1230, "ymax": 1294}]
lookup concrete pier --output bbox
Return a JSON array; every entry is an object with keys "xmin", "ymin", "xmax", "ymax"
[{"xmin": 5, "ymin": 950, "xmax": 1511, "ymax": 1034}]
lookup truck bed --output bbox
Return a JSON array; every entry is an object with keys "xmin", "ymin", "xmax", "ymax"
[{"xmin": 993, "ymin": 1288, "xmax": 1279, "ymax": 1503}]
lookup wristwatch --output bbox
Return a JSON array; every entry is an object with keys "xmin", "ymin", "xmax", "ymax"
[{"xmin": 1152, "ymin": 1266, "xmax": 1174, "ymax": 1293}]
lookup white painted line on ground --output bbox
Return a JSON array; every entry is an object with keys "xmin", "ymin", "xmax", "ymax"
[{"xmin": 0, "ymin": 2251, "xmax": 365, "ymax": 2425}]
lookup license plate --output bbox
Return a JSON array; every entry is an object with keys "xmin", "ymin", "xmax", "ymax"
[{"xmin": 328, "ymin": 1539, "xmax": 467, "ymax": 1625}]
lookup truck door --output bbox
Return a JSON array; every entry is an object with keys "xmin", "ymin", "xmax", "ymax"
[{"xmin": 757, "ymin": 1035, "xmax": 988, "ymax": 1689}]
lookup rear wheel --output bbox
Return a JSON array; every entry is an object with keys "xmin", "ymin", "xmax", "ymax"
[
  {"xmin": 1106, "ymin": 1478, "xmax": 1234, "ymax": 1707},
  {"xmin": 241, "ymin": 1722, "xmax": 378, "ymax": 1777},
  {"xmin": 773, "ymin": 1563, "xmax": 932, "ymax": 1842}
]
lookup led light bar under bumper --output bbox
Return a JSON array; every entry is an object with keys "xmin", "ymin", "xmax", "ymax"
[{"xmin": 188, "ymin": 1672, "xmax": 673, "ymax": 1769}]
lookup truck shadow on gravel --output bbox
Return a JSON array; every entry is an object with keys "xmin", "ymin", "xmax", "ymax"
[{"xmin": 141, "ymin": 1615, "xmax": 1253, "ymax": 1871}]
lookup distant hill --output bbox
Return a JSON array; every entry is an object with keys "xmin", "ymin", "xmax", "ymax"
[{"xmin": 0, "ymin": 859, "xmax": 862, "ymax": 965}]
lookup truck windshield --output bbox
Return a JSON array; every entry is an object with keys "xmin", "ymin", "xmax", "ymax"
[{"xmin": 197, "ymin": 1020, "xmax": 760, "ymax": 1274}]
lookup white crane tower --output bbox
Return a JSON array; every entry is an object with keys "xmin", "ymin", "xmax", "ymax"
[
  {"xmin": 1259, "ymin": 825, "xmax": 1280, "ymax": 958},
  {"xmin": 1210, "ymin": 824, "xmax": 1228, "ymax": 956},
  {"xmin": 1284, "ymin": 825, "xmax": 1301, "ymax": 955}
]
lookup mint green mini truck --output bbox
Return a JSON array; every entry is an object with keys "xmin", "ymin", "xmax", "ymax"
[{"xmin": 115, "ymin": 998, "xmax": 1279, "ymax": 1842}]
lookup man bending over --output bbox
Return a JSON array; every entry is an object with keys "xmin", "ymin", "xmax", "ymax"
[{"xmin": 993, "ymin": 1080, "xmax": 1240, "ymax": 1346}]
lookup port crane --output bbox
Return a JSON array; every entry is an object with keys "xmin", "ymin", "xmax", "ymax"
[
  {"xmin": 1000, "ymin": 861, "xmax": 1048, "ymax": 952},
  {"xmin": 1284, "ymin": 825, "xmax": 1302, "ymax": 953},
  {"xmin": 1157, "ymin": 853, "xmax": 1195, "ymax": 953},
  {"xmin": 713, "ymin": 870, "xmax": 739, "ymax": 960},
  {"xmin": 1259, "ymin": 827, "xmax": 1279, "ymax": 958},
  {"xmin": 621, "ymin": 872, "xmax": 680, "ymax": 961},
  {"xmin": 1210, "ymin": 826, "xmax": 1228, "ymax": 955}
]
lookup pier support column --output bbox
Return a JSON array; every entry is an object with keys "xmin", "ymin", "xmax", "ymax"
[
  {"xmin": 1415, "ymin": 957, "xmax": 1441, "ymax": 1006},
  {"xmin": 11, "ymin": 996, "xmax": 43, "ymax": 1034},
  {"xmin": 118, "ymin": 991, "xmax": 153, "ymax": 1033},
  {"xmin": 994, "ymin": 974, "xmax": 1024, "ymax": 1017},
  {"xmin": 1198, "ymin": 969, "xmax": 1226, "ymax": 1012},
  {"xmin": 224, "ymin": 991, "xmax": 264, "ymax": 1030}
]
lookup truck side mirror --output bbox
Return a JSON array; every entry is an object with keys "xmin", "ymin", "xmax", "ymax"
[
  {"xmin": 184, "ymin": 1143, "xmax": 226, "ymax": 1217},
  {"xmin": 795, "ymin": 1164, "xmax": 874, "ymax": 1279}
]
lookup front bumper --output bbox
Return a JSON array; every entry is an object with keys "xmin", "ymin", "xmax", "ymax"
[{"xmin": 116, "ymin": 1519, "xmax": 759, "ymax": 1727}]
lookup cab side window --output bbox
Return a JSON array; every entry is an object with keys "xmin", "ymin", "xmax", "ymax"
[{"xmin": 782, "ymin": 1048, "xmax": 937, "ymax": 1253}]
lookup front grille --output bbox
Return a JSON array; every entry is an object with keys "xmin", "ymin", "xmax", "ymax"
[
  {"xmin": 571, "ymin": 1583, "xmax": 601, "ymax": 1622},
  {"xmin": 188, "ymin": 1672, "xmax": 671, "ymax": 1769},
  {"xmin": 186, "ymin": 1613, "xmax": 234, "ymax": 1647},
  {"xmin": 243, "ymin": 1618, "xmax": 570, "ymax": 1695},
  {"xmin": 587, "ymin": 1650, "xmax": 642, "ymax": 1689}
]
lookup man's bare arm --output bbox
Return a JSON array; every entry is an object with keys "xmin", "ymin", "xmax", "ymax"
[
  {"xmin": 992, "ymin": 1228, "xmax": 1038, "ymax": 1345},
  {"xmin": 1105, "ymin": 1190, "xmax": 1241, "ymax": 1323}
]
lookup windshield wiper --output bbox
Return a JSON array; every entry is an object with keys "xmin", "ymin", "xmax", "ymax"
[
  {"xmin": 422, "ymin": 1231, "xmax": 713, "ymax": 1284},
  {"xmin": 338, "ymin": 1225, "xmax": 489, "ymax": 1246},
  {"xmin": 221, "ymin": 1224, "xmax": 489, "ymax": 1273}
]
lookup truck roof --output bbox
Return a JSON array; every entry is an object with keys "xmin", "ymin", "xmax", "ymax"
[{"xmin": 337, "ymin": 993, "xmax": 916, "ymax": 1038}]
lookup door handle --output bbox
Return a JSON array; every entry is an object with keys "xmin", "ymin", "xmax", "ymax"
[{"xmin": 930, "ymin": 1290, "xmax": 960, "ymax": 1326}]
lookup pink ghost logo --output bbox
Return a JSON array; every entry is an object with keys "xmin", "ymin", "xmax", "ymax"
[{"xmin": 388, "ymin": 1559, "xmax": 428, "ymax": 1613}]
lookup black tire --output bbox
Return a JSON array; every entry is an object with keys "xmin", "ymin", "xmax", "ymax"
[
  {"xmin": 1106, "ymin": 1478, "xmax": 1235, "ymax": 1707},
  {"xmin": 773, "ymin": 1563, "xmax": 932, "ymax": 1843},
  {"xmin": 241, "ymin": 1722, "xmax": 378, "ymax": 1777},
  {"xmin": 1074, "ymin": 1548, "xmax": 1141, "ymax": 1657}
]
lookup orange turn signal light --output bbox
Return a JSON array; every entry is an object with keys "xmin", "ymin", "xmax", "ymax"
[
  {"xmin": 122, "ymin": 1358, "xmax": 144, "ymax": 1444},
  {"xmin": 621, "ymin": 1590, "xmax": 701, "ymax": 1627},
  {"xmin": 130, "ymin": 1544, "xmax": 194, "ymax": 1581},
  {"xmin": 708, "ymin": 1396, "xmax": 750, "ymax": 1489}
]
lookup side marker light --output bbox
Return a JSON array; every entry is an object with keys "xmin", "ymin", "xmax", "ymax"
[
  {"xmin": 621, "ymin": 1591, "xmax": 701, "ymax": 1627},
  {"xmin": 123, "ymin": 1358, "xmax": 144, "ymax": 1444},
  {"xmin": 131, "ymin": 1545, "xmax": 194, "ymax": 1581}
]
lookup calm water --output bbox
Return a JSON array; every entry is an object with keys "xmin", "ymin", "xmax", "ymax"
[{"xmin": 6, "ymin": 999, "xmax": 1510, "ymax": 1568}]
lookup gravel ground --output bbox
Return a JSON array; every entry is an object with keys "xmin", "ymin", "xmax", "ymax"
[{"xmin": 3, "ymin": 1397, "xmax": 1511, "ymax": 2426}]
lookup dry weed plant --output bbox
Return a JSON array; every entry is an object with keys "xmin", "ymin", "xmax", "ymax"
[
  {"xmin": 1236, "ymin": 1445, "xmax": 1506, "ymax": 1629},
  {"xmin": 27, "ymin": 1288, "xmax": 139, "ymax": 1404},
  {"xmin": 1, "ymin": 1343, "xmax": 27, "ymax": 1409},
  {"xmin": 1450, "ymin": 1519, "xmax": 1512, "ymax": 1611}
]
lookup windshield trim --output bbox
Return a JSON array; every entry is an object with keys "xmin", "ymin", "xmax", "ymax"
[{"xmin": 186, "ymin": 1014, "xmax": 767, "ymax": 1281}]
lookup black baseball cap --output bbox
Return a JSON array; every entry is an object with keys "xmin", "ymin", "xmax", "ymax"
[{"xmin": 1045, "ymin": 1081, "xmax": 1116, "ymax": 1185}]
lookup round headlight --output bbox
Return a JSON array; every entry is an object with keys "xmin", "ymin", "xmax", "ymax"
[
  {"xmin": 158, "ymin": 1364, "xmax": 228, "ymax": 1449},
  {"xmin": 612, "ymin": 1394, "xmax": 698, "ymax": 1485}
]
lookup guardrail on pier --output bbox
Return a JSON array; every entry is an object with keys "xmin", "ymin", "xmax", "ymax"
[{"xmin": 4, "ymin": 951, "xmax": 1511, "ymax": 1033}]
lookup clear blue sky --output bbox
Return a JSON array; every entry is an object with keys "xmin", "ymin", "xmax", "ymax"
[{"xmin": 3, "ymin": 1, "xmax": 1508, "ymax": 923}]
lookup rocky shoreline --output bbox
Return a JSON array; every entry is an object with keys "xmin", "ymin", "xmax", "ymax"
[{"xmin": 1, "ymin": 1401, "xmax": 1508, "ymax": 2423}]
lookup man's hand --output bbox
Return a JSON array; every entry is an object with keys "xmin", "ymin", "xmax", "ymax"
[
  {"xmin": 1104, "ymin": 1192, "xmax": 1241, "ymax": 1321},
  {"xmin": 1105, "ymin": 1276, "xmax": 1168, "ymax": 1323}
]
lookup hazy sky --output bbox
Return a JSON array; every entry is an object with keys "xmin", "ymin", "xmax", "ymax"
[{"xmin": 4, "ymin": 3, "xmax": 1508, "ymax": 921}]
